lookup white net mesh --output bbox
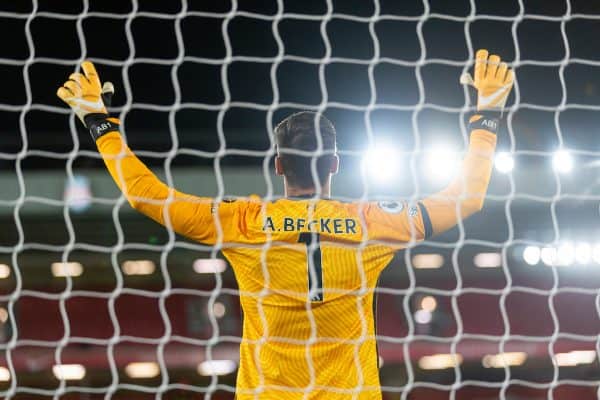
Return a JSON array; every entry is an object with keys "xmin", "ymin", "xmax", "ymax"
[{"xmin": 1, "ymin": 0, "xmax": 600, "ymax": 399}]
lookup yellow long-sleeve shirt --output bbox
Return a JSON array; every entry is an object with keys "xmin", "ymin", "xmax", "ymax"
[{"xmin": 96, "ymin": 124, "xmax": 496, "ymax": 399}]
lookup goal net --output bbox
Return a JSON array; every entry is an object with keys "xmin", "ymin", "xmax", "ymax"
[{"xmin": 1, "ymin": 0, "xmax": 600, "ymax": 399}]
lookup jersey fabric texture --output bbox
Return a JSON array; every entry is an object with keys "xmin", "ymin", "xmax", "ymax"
[{"xmin": 96, "ymin": 125, "xmax": 496, "ymax": 399}]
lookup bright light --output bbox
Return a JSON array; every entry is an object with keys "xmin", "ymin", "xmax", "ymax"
[
  {"xmin": 575, "ymin": 243, "xmax": 592, "ymax": 265},
  {"xmin": 0, "ymin": 367, "xmax": 9, "ymax": 382},
  {"xmin": 0, "ymin": 264, "xmax": 10, "ymax": 279},
  {"xmin": 420, "ymin": 296, "xmax": 437, "ymax": 312},
  {"xmin": 213, "ymin": 302, "xmax": 226, "ymax": 318},
  {"xmin": 378, "ymin": 355, "xmax": 384, "ymax": 369},
  {"xmin": 122, "ymin": 260, "xmax": 156, "ymax": 276},
  {"xmin": 554, "ymin": 350, "xmax": 596, "ymax": 367},
  {"xmin": 197, "ymin": 360, "xmax": 237, "ymax": 376},
  {"xmin": 482, "ymin": 352, "xmax": 527, "ymax": 368},
  {"xmin": 552, "ymin": 150, "xmax": 573, "ymax": 174},
  {"xmin": 593, "ymin": 244, "xmax": 600, "ymax": 264},
  {"xmin": 362, "ymin": 144, "xmax": 402, "ymax": 184},
  {"xmin": 527, "ymin": 242, "xmax": 598, "ymax": 266},
  {"xmin": 474, "ymin": 252, "xmax": 502, "ymax": 268},
  {"xmin": 540, "ymin": 247, "xmax": 557, "ymax": 266},
  {"xmin": 0, "ymin": 307, "xmax": 8, "ymax": 324},
  {"xmin": 52, "ymin": 364, "xmax": 86, "ymax": 380},
  {"xmin": 412, "ymin": 254, "xmax": 444, "ymax": 269},
  {"xmin": 556, "ymin": 243, "xmax": 575, "ymax": 267},
  {"xmin": 414, "ymin": 310, "xmax": 432, "ymax": 324},
  {"xmin": 51, "ymin": 262, "xmax": 83, "ymax": 277},
  {"xmin": 418, "ymin": 354, "xmax": 463, "ymax": 370},
  {"xmin": 523, "ymin": 246, "xmax": 541, "ymax": 265},
  {"xmin": 193, "ymin": 259, "xmax": 227, "ymax": 274},
  {"xmin": 425, "ymin": 148, "xmax": 460, "ymax": 184},
  {"xmin": 494, "ymin": 152, "xmax": 515, "ymax": 173},
  {"xmin": 125, "ymin": 362, "xmax": 160, "ymax": 379},
  {"xmin": 64, "ymin": 175, "xmax": 92, "ymax": 213}
]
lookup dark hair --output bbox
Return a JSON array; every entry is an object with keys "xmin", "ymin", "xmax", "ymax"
[{"xmin": 274, "ymin": 111, "xmax": 337, "ymax": 189}]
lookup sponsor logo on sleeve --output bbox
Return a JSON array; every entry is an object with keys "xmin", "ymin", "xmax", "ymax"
[{"xmin": 377, "ymin": 201, "xmax": 404, "ymax": 214}]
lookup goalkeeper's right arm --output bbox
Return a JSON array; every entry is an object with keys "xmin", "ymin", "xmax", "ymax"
[{"xmin": 57, "ymin": 61, "xmax": 240, "ymax": 244}]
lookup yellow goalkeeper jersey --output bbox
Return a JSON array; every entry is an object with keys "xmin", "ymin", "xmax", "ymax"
[{"xmin": 96, "ymin": 124, "xmax": 496, "ymax": 399}]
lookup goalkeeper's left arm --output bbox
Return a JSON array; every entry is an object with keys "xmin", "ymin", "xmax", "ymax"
[
  {"xmin": 57, "ymin": 62, "xmax": 243, "ymax": 244},
  {"xmin": 362, "ymin": 49, "xmax": 514, "ymax": 244},
  {"xmin": 422, "ymin": 49, "xmax": 515, "ymax": 236}
]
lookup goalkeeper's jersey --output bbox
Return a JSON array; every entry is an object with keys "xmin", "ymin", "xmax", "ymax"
[{"xmin": 96, "ymin": 121, "xmax": 496, "ymax": 400}]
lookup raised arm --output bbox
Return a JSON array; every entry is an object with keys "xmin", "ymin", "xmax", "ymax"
[
  {"xmin": 423, "ymin": 49, "xmax": 515, "ymax": 235},
  {"xmin": 419, "ymin": 114, "xmax": 497, "ymax": 237},
  {"xmin": 363, "ymin": 49, "xmax": 514, "ymax": 243},
  {"xmin": 95, "ymin": 131, "xmax": 216, "ymax": 241},
  {"xmin": 56, "ymin": 61, "xmax": 244, "ymax": 244}
]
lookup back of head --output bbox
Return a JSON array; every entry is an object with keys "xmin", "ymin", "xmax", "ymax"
[{"xmin": 274, "ymin": 111, "xmax": 337, "ymax": 189}]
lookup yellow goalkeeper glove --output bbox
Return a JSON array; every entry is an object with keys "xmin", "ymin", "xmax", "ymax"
[
  {"xmin": 57, "ymin": 61, "xmax": 119, "ymax": 140},
  {"xmin": 460, "ymin": 49, "xmax": 515, "ymax": 112}
]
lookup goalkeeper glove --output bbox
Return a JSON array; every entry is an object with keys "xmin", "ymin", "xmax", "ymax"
[
  {"xmin": 57, "ymin": 61, "xmax": 119, "ymax": 140},
  {"xmin": 460, "ymin": 49, "xmax": 515, "ymax": 112}
]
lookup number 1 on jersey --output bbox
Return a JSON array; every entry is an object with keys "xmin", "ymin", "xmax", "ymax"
[{"xmin": 298, "ymin": 233, "xmax": 323, "ymax": 302}]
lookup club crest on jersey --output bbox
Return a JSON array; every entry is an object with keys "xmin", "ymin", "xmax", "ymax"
[
  {"xmin": 377, "ymin": 201, "xmax": 404, "ymax": 214},
  {"xmin": 408, "ymin": 205, "xmax": 419, "ymax": 217}
]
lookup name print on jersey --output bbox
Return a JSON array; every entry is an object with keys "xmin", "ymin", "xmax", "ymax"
[{"xmin": 262, "ymin": 216, "xmax": 358, "ymax": 234}]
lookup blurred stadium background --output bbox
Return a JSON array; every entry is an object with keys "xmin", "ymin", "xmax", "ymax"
[{"xmin": 1, "ymin": 0, "xmax": 600, "ymax": 399}]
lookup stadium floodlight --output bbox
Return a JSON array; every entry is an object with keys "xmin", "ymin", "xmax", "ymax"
[
  {"xmin": 418, "ymin": 354, "xmax": 463, "ymax": 370},
  {"xmin": 593, "ymin": 244, "xmax": 600, "ymax": 264},
  {"xmin": 362, "ymin": 143, "xmax": 402, "ymax": 184},
  {"xmin": 474, "ymin": 252, "xmax": 502, "ymax": 268},
  {"xmin": 575, "ymin": 243, "xmax": 592, "ymax": 265},
  {"xmin": 0, "ymin": 367, "xmax": 9, "ymax": 382},
  {"xmin": 494, "ymin": 152, "xmax": 515, "ymax": 173},
  {"xmin": 522, "ymin": 246, "xmax": 541, "ymax": 265},
  {"xmin": 425, "ymin": 148, "xmax": 460, "ymax": 184},
  {"xmin": 0, "ymin": 264, "xmax": 10, "ymax": 279},
  {"xmin": 197, "ymin": 360, "xmax": 237, "ymax": 376},
  {"xmin": 412, "ymin": 254, "xmax": 444, "ymax": 269},
  {"xmin": 540, "ymin": 247, "xmax": 557, "ymax": 266},
  {"xmin": 122, "ymin": 260, "xmax": 156, "ymax": 276},
  {"xmin": 193, "ymin": 258, "xmax": 227, "ymax": 274},
  {"xmin": 420, "ymin": 296, "xmax": 437, "ymax": 312},
  {"xmin": 125, "ymin": 362, "xmax": 160, "ymax": 379},
  {"xmin": 482, "ymin": 352, "xmax": 527, "ymax": 368},
  {"xmin": 51, "ymin": 262, "xmax": 83, "ymax": 277},
  {"xmin": 552, "ymin": 150, "xmax": 573, "ymax": 174},
  {"xmin": 52, "ymin": 364, "xmax": 86, "ymax": 380},
  {"xmin": 554, "ymin": 350, "xmax": 596, "ymax": 367},
  {"xmin": 556, "ymin": 243, "xmax": 575, "ymax": 267},
  {"xmin": 414, "ymin": 310, "xmax": 432, "ymax": 324}
]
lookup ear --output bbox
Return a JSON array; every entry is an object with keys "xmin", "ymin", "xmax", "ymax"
[
  {"xmin": 330, "ymin": 155, "xmax": 339, "ymax": 175},
  {"xmin": 275, "ymin": 156, "xmax": 284, "ymax": 176}
]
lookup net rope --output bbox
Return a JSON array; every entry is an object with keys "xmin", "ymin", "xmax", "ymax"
[{"xmin": 0, "ymin": 0, "xmax": 599, "ymax": 398}]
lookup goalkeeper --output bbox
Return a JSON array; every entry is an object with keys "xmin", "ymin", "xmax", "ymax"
[{"xmin": 57, "ymin": 49, "xmax": 513, "ymax": 400}]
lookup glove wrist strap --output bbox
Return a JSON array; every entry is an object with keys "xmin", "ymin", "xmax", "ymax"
[
  {"xmin": 84, "ymin": 114, "xmax": 120, "ymax": 141},
  {"xmin": 469, "ymin": 112, "xmax": 500, "ymax": 134}
]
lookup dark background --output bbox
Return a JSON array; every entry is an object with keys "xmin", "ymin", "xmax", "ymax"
[{"xmin": 1, "ymin": 0, "xmax": 600, "ymax": 170}]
